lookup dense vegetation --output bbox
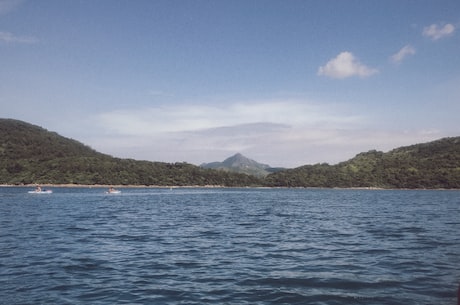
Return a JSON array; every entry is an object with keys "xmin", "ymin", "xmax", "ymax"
[
  {"xmin": 0, "ymin": 119, "xmax": 261, "ymax": 186},
  {"xmin": 265, "ymin": 137, "xmax": 460, "ymax": 189},
  {"xmin": 1, "ymin": 119, "xmax": 459, "ymax": 188}
]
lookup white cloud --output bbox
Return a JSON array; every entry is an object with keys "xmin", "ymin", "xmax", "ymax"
[
  {"xmin": 82, "ymin": 99, "xmax": 367, "ymax": 166},
  {"xmin": 44, "ymin": 98, "xmax": 451, "ymax": 168},
  {"xmin": 318, "ymin": 51, "xmax": 378, "ymax": 79},
  {"xmin": 422, "ymin": 23, "xmax": 455, "ymax": 40},
  {"xmin": 36, "ymin": 98, "xmax": 451, "ymax": 168},
  {"xmin": 0, "ymin": 31, "xmax": 38, "ymax": 44},
  {"xmin": 85, "ymin": 120, "xmax": 446, "ymax": 168},
  {"xmin": 95, "ymin": 100, "xmax": 363, "ymax": 136},
  {"xmin": 390, "ymin": 45, "xmax": 416, "ymax": 63}
]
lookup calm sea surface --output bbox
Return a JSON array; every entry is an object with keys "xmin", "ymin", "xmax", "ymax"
[{"xmin": 0, "ymin": 187, "xmax": 459, "ymax": 305}]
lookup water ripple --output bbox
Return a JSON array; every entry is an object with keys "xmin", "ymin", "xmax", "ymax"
[{"xmin": 0, "ymin": 187, "xmax": 459, "ymax": 304}]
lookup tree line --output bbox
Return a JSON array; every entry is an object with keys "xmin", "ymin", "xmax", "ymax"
[{"xmin": 1, "ymin": 119, "xmax": 459, "ymax": 188}]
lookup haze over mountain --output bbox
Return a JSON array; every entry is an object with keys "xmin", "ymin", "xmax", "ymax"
[{"xmin": 200, "ymin": 153, "xmax": 284, "ymax": 177}]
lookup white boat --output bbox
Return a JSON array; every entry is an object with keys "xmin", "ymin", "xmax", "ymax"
[
  {"xmin": 105, "ymin": 188, "xmax": 121, "ymax": 194},
  {"xmin": 28, "ymin": 190, "xmax": 53, "ymax": 194},
  {"xmin": 106, "ymin": 190, "xmax": 121, "ymax": 194}
]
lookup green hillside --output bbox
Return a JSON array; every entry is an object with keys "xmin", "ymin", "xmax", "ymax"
[
  {"xmin": 264, "ymin": 137, "xmax": 460, "ymax": 189},
  {"xmin": 2, "ymin": 118, "xmax": 459, "ymax": 188},
  {"xmin": 0, "ymin": 119, "xmax": 261, "ymax": 186}
]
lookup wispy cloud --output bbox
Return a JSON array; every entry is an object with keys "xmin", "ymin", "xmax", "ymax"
[
  {"xmin": 0, "ymin": 0, "xmax": 23, "ymax": 15},
  {"xmin": 318, "ymin": 51, "xmax": 378, "ymax": 79},
  {"xmin": 390, "ymin": 45, "xmax": 416, "ymax": 63},
  {"xmin": 81, "ymin": 99, "xmax": 373, "ymax": 166},
  {"xmin": 0, "ymin": 30, "xmax": 38, "ymax": 44},
  {"xmin": 95, "ymin": 100, "xmax": 363, "ymax": 136},
  {"xmin": 85, "ymin": 118, "xmax": 445, "ymax": 168},
  {"xmin": 422, "ymin": 23, "xmax": 455, "ymax": 40}
]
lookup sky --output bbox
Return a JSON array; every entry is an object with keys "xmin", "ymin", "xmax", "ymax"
[{"xmin": 1, "ymin": 0, "xmax": 459, "ymax": 168}]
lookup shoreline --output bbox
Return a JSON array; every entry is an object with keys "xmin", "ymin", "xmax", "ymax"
[
  {"xmin": 0, "ymin": 184, "xmax": 226, "ymax": 189},
  {"xmin": 1, "ymin": 184, "xmax": 458, "ymax": 191}
]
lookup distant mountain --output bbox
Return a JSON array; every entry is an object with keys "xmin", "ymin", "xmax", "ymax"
[
  {"xmin": 200, "ymin": 153, "xmax": 285, "ymax": 177},
  {"xmin": 0, "ymin": 119, "xmax": 262, "ymax": 186},
  {"xmin": 265, "ymin": 137, "xmax": 460, "ymax": 189}
]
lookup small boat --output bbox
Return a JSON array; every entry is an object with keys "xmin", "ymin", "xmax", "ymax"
[
  {"xmin": 28, "ymin": 189, "xmax": 53, "ymax": 194},
  {"xmin": 105, "ymin": 187, "xmax": 121, "ymax": 194},
  {"xmin": 105, "ymin": 190, "xmax": 121, "ymax": 194}
]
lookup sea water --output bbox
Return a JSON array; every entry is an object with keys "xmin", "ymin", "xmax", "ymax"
[{"xmin": 0, "ymin": 187, "xmax": 459, "ymax": 305}]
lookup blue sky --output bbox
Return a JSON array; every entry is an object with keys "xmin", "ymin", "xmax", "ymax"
[{"xmin": 1, "ymin": 0, "xmax": 459, "ymax": 167}]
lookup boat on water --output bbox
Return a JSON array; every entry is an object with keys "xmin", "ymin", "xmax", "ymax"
[
  {"xmin": 106, "ymin": 190, "xmax": 121, "ymax": 194},
  {"xmin": 28, "ymin": 186, "xmax": 52, "ymax": 194},
  {"xmin": 105, "ymin": 187, "xmax": 121, "ymax": 194},
  {"xmin": 28, "ymin": 188, "xmax": 53, "ymax": 194}
]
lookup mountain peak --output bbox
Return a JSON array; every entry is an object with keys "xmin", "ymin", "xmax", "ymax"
[
  {"xmin": 201, "ymin": 153, "xmax": 274, "ymax": 177},
  {"xmin": 222, "ymin": 153, "xmax": 265, "ymax": 168}
]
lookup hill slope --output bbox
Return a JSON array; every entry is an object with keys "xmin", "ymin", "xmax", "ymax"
[
  {"xmin": 264, "ymin": 137, "xmax": 460, "ymax": 189},
  {"xmin": 200, "ymin": 153, "xmax": 282, "ymax": 177},
  {"xmin": 2, "ymin": 119, "xmax": 459, "ymax": 188},
  {"xmin": 0, "ymin": 119, "xmax": 262, "ymax": 186}
]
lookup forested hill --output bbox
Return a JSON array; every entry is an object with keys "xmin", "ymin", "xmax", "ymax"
[
  {"xmin": 0, "ymin": 119, "xmax": 261, "ymax": 186},
  {"xmin": 1, "ymin": 118, "xmax": 107, "ymax": 160},
  {"xmin": 265, "ymin": 137, "xmax": 460, "ymax": 189},
  {"xmin": 1, "ymin": 118, "xmax": 459, "ymax": 188}
]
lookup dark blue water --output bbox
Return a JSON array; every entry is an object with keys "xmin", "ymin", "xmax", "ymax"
[{"xmin": 0, "ymin": 187, "xmax": 459, "ymax": 305}]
